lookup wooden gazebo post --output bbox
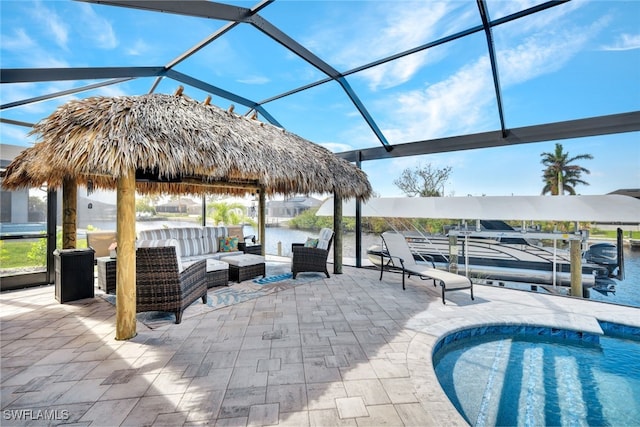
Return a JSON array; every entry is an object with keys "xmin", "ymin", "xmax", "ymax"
[
  {"xmin": 115, "ymin": 170, "xmax": 137, "ymax": 340},
  {"xmin": 333, "ymin": 193, "xmax": 342, "ymax": 274},
  {"xmin": 259, "ymin": 187, "xmax": 266, "ymax": 255},
  {"xmin": 62, "ymin": 177, "xmax": 77, "ymax": 249}
]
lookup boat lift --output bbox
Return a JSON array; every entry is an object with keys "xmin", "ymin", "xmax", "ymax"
[{"xmin": 448, "ymin": 228, "xmax": 589, "ymax": 296}]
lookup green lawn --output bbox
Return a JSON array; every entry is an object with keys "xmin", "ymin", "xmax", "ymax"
[{"xmin": 590, "ymin": 229, "xmax": 640, "ymax": 239}]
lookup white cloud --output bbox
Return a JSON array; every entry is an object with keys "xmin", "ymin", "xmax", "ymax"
[
  {"xmin": 1, "ymin": 28, "xmax": 35, "ymax": 51},
  {"xmin": 376, "ymin": 11, "xmax": 607, "ymax": 145},
  {"xmin": 78, "ymin": 3, "xmax": 117, "ymax": 49},
  {"xmin": 126, "ymin": 39, "xmax": 150, "ymax": 56},
  {"xmin": 319, "ymin": 141, "xmax": 352, "ymax": 153},
  {"xmin": 601, "ymin": 33, "xmax": 640, "ymax": 51},
  {"xmin": 305, "ymin": 2, "xmax": 474, "ymax": 90},
  {"xmin": 500, "ymin": 14, "xmax": 609, "ymax": 85},
  {"xmin": 382, "ymin": 56, "xmax": 493, "ymax": 143},
  {"xmin": 95, "ymin": 85, "xmax": 128, "ymax": 97},
  {"xmin": 31, "ymin": 0, "xmax": 68, "ymax": 49},
  {"xmin": 238, "ymin": 75, "xmax": 270, "ymax": 85},
  {"xmin": 0, "ymin": 123, "xmax": 37, "ymax": 147}
]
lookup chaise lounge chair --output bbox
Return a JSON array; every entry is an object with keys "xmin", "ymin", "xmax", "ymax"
[{"xmin": 379, "ymin": 231, "xmax": 474, "ymax": 304}]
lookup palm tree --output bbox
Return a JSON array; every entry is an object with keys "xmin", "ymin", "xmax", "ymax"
[
  {"xmin": 540, "ymin": 143, "xmax": 593, "ymax": 195},
  {"xmin": 207, "ymin": 201, "xmax": 247, "ymax": 225}
]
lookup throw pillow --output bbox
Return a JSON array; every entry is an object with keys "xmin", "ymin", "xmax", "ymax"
[
  {"xmin": 304, "ymin": 237, "xmax": 319, "ymax": 248},
  {"xmin": 219, "ymin": 236, "xmax": 239, "ymax": 252}
]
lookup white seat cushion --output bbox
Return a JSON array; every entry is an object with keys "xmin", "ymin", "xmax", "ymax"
[
  {"xmin": 206, "ymin": 259, "xmax": 229, "ymax": 272},
  {"xmin": 317, "ymin": 228, "xmax": 334, "ymax": 250},
  {"xmin": 221, "ymin": 254, "xmax": 265, "ymax": 267}
]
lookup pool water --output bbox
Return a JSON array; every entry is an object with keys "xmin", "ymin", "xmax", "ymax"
[{"xmin": 433, "ymin": 326, "xmax": 640, "ymax": 426}]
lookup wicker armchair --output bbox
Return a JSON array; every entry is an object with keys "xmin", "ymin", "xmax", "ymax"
[
  {"xmin": 291, "ymin": 228, "xmax": 334, "ymax": 279},
  {"xmin": 136, "ymin": 246, "xmax": 208, "ymax": 324}
]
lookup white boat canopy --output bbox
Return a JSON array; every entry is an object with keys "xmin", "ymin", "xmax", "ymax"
[{"xmin": 317, "ymin": 195, "xmax": 640, "ymax": 223}]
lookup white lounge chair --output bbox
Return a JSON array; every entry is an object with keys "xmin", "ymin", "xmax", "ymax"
[{"xmin": 379, "ymin": 231, "xmax": 474, "ymax": 304}]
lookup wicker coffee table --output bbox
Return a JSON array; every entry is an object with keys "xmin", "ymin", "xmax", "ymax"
[{"xmin": 222, "ymin": 254, "xmax": 266, "ymax": 283}]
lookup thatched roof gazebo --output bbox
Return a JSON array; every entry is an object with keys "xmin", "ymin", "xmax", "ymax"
[{"xmin": 3, "ymin": 91, "xmax": 371, "ymax": 339}]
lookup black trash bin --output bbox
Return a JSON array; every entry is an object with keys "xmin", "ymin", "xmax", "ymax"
[{"xmin": 54, "ymin": 248, "xmax": 95, "ymax": 303}]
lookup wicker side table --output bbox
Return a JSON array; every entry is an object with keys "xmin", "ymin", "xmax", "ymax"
[
  {"xmin": 238, "ymin": 242, "xmax": 262, "ymax": 255},
  {"xmin": 97, "ymin": 256, "xmax": 116, "ymax": 294}
]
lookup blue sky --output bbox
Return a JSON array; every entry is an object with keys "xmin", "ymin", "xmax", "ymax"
[{"xmin": 1, "ymin": 0, "xmax": 639, "ymax": 198}]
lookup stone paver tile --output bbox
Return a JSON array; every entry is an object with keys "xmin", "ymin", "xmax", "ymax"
[
  {"xmin": 335, "ymin": 396, "xmax": 368, "ymax": 419},
  {"xmin": 317, "ymin": 328, "xmax": 336, "ymax": 338},
  {"xmin": 153, "ymin": 411, "xmax": 188, "ymax": 426},
  {"xmin": 240, "ymin": 335, "xmax": 271, "ymax": 351},
  {"xmin": 266, "ymin": 383, "xmax": 307, "ymax": 412},
  {"xmin": 7, "ymin": 380, "xmax": 74, "ymax": 409},
  {"xmin": 1, "ymin": 385, "xmax": 21, "ymax": 410},
  {"xmin": 71, "ymin": 345, "xmax": 115, "ymax": 363},
  {"xmin": 213, "ymin": 416, "xmax": 248, "ymax": 426},
  {"xmin": 306, "ymin": 382, "xmax": 348, "ymax": 411},
  {"xmin": 302, "ymin": 346, "xmax": 334, "ymax": 359},
  {"xmin": 235, "ymin": 348, "xmax": 270, "ymax": 368},
  {"xmin": 145, "ymin": 371, "xmax": 193, "ymax": 396},
  {"xmin": 121, "ymin": 394, "xmax": 182, "ymax": 426},
  {"xmin": 325, "ymin": 354, "xmax": 350, "ymax": 368},
  {"xmin": 247, "ymin": 402, "xmax": 279, "ymax": 426},
  {"xmin": 329, "ymin": 332, "xmax": 359, "ymax": 345},
  {"xmin": 380, "ymin": 378, "xmax": 419, "ymax": 404},
  {"xmin": 100, "ymin": 373, "xmax": 157, "ymax": 400},
  {"xmin": 343, "ymin": 379, "xmax": 391, "ymax": 405},
  {"xmin": 278, "ymin": 410, "xmax": 310, "ymax": 426},
  {"xmin": 202, "ymin": 350, "xmax": 239, "ymax": 369},
  {"xmin": 309, "ymin": 409, "xmax": 357, "ymax": 427},
  {"xmin": 369, "ymin": 358, "xmax": 410, "ymax": 378},
  {"xmin": 304, "ymin": 358, "xmax": 341, "ymax": 383},
  {"xmin": 79, "ymin": 397, "xmax": 139, "ymax": 426},
  {"xmin": 100, "ymin": 368, "xmax": 138, "ymax": 385},
  {"xmin": 270, "ymin": 347, "xmax": 302, "ymax": 364},
  {"xmin": 54, "ymin": 378, "xmax": 110, "ymax": 404},
  {"xmin": 31, "ymin": 347, "xmax": 79, "ymax": 366},
  {"xmin": 257, "ymin": 358, "xmax": 281, "ymax": 372},
  {"xmin": 2, "ymin": 365, "xmax": 61, "ymax": 388},
  {"xmin": 301, "ymin": 332, "xmax": 329, "ymax": 347},
  {"xmin": 13, "ymin": 376, "xmax": 54, "ymax": 393},
  {"xmin": 179, "ymin": 388, "xmax": 225, "ymax": 422},
  {"xmin": 130, "ymin": 353, "xmax": 173, "ymax": 375},
  {"xmin": 228, "ymin": 366, "xmax": 267, "ymax": 388},
  {"xmin": 82, "ymin": 358, "xmax": 137, "ymax": 380},
  {"xmin": 187, "ymin": 367, "xmax": 233, "ymax": 391},
  {"xmin": 355, "ymin": 404, "xmax": 403, "ymax": 426},
  {"xmin": 169, "ymin": 351, "xmax": 206, "ymax": 368},
  {"xmin": 270, "ymin": 333, "xmax": 302, "ymax": 348},
  {"xmin": 267, "ymin": 363, "xmax": 305, "ymax": 386},
  {"xmin": 331, "ymin": 345, "xmax": 368, "ymax": 364},
  {"xmin": 182, "ymin": 362, "xmax": 213, "ymax": 378},
  {"xmin": 339, "ymin": 361, "xmax": 378, "ymax": 381},
  {"xmin": 395, "ymin": 402, "xmax": 438, "ymax": 426},
  {"xmin": 219, "ymin": 386, "xmax": 266, "ymax": 419}
]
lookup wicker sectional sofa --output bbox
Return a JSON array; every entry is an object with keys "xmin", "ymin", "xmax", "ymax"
[{"xmin": 137, "ymin": 226, "xmax": 244, "ymax": 287}]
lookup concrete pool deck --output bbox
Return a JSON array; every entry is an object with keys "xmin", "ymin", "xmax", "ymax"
[{"xmin": 1, "ymin": 263, "xmax": 638, "ymax": 426}]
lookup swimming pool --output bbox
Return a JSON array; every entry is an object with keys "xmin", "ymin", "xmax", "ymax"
[{"xmin": 433, "ymin": 323, "xmax": 640, "ymax": 426}]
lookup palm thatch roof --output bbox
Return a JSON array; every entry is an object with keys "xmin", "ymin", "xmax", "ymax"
[{"xmin": 2, "ymin": 93, "xmax": 372, "ymax": 199}]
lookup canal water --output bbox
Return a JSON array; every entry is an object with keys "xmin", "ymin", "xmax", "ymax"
[{"xmin": 4, "ymin": 221, "xmax": 637, "ymax": 307}]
